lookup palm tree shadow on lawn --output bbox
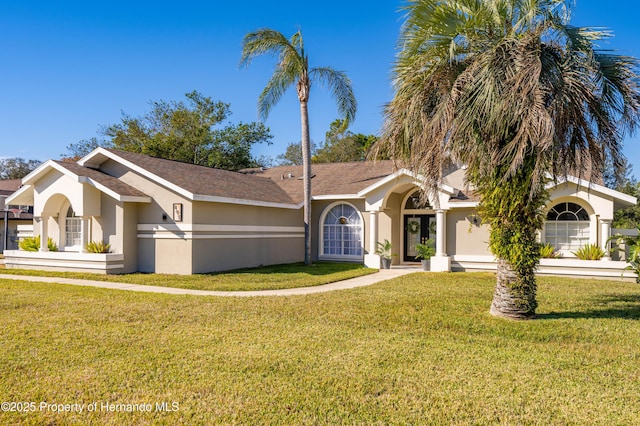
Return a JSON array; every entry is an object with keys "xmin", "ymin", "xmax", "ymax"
[{"xmin": 537, "ymin": 294, "xmax": 640, "ymax": 320}]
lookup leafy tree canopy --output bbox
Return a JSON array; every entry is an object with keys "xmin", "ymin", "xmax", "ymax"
[
  {"xmin": 276, "ymin": 141, "xmax": 316, "ymax": 166},
  {"xmin": 313, "ymin": 119, "xmax": 379, "ymax": 163},
  {"xmin": 605, "ymin": 157, "xmax": 640, "ymax": 228},
  {"xmin": 64, "ymin": 91, "xmax": 272, "ymax": 171},
  {"xmin": 0, "ymin": 158, "xmax": 41, "ymax": 179}
]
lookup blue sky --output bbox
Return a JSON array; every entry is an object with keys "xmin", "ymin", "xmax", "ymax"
[{"xmin": 1, "ymin": 1, "xmax": 639, "ymax": 176}]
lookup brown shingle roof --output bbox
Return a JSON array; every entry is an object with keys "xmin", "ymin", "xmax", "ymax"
[
  {"xmin": 54, "ymin": 161, "xmax": 149, "ymax": 199},
  {"xmin": 246, "ymin": 161, "xmax": 397, "ymax": 204},
  {"xmin": 104, "ymin": 149, "xmax": 297, "ymax": 205},
  {"xmin": 0, "ymin": 179, "xmax": 22, "ymax": 196}
]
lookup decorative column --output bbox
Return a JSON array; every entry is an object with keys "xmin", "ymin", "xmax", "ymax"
[
  {"xmin": 435, "ymin": 209, "xmax": 446, "ymax": 257},
  {"xmin": 364, "ymin": 210, "xmax": 381, "ymax": 269},
  {"xmin": 39, "ymin": 216, "xmax": 49, "ymax": 252},
  {"xmin": 369, "ymin": 211, "xmax": 378, "ymax": 255},
  {"xmin": 431, "ymin": 209, "xmax": 451, "ymax": 272},
  {"xmin": 601, "ymin": 219, "xmax": 612, "ymax": 261},
  {"xmin": 80, "ymin": 217, "xmax": 89, "ymax": 253}
]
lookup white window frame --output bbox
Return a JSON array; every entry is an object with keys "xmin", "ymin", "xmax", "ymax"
[
  {"xmin": 64, "ymin": 206, "xmax": 82, "ymax": 251},
  {"xmin": 319, "ymin": 201, "xmax": 364, "ymax": 261},
  {"xmin": 544, "ymin": 201, "xmax": 591, "ymax": 254}
]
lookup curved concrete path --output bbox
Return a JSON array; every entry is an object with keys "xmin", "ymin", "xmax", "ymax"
[{"xmin": 0, "ymin": 267, "xmax": 420, "ymax": 297}]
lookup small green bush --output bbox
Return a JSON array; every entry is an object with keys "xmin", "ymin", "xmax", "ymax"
[
  {"xmin": 610, "ymin": 225, "xmax": 640, "ymax": 282},
  {"xmin": 539, "ymin": 243, "xmax": 561, "ymax": 258},
  {"xmin": 86, "ymin": 240, "xmax": 111, "ymax": 253},
  {"xmin": 415, "ymin": 240, "xmax": 436, "ymax": 259},
  {"xmin": 572, "ymin": 243, "xmax": 605, "ymax": 260},
  {"xmin": 19, "ymin": 236, "xmax": 58, "ymax": 252}
]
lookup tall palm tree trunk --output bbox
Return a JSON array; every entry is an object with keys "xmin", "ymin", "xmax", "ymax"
[
  {"xmin": 300, "ymin": 100, "xmax": 312, "ymax": 265},
  {"xmin": 490, "ymin": 259, "xmax": 537, "ymax": 320}
]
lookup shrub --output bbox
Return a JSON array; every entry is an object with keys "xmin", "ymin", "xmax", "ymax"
[
  {"xmin": 86, "ymin": 240, "xmax": 111, "ymax": 253},
  {"xmin": 375, "ymin": 239, "xmax": 396, "ymax": 260},
  {"xmin": 610, "ymin": 225, "xmax": 640, "ymax": 283},
  {"xmin": 415, "ymin": 240, "xmax": 436, "ymax": 259},
  {"xmin": 539, "ymin": 243, "xmax": 561, "ymax": 258},
  {"xmin": 572, "ymin": 243, "xmax": 605, "ymax": 260},
  {"xmin": 19, "ymin": 236, "xmax": 58, "ymax": 252}
]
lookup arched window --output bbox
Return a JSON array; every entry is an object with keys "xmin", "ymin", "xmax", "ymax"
[
  {"xmin": 404, "ymin": 190, "xmax": 431, "ymax": 210},
  {"xmin": 544, "ymin": 202, "xmax": 590, "ymax": 252},
  {"xmin": 65, "ymin": 206, "xmax": 82, "ymax": 248},
  {"xmin": 321, "ymin": 203, "xmax": 363, "ymax": 258}
]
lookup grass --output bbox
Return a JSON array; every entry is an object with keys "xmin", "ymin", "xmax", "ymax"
[
  {"xmin": 1, "ymin": 273, "xmax": 640, "ymax": 425},
  {"xmin": 0, "ymin": 262, "xmax": 376, "ymax": 291}
]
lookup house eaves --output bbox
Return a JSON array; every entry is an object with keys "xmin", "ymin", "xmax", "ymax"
[
  {"xmin": 546, "ymin": 175, "xmax": 637, "ymax": 206},
  {"xmin": 17, "ymin": 160, "xmax": 151, "ymax": 203},
  {"xmin": 356, "ymin": 168, "xmax": 456, "ymax": 197},
  {"xmin": 80, "ymin": 148, "xmax": 300, "ymax": 209}
]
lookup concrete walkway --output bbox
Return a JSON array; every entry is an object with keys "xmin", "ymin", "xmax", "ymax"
[{"xmin": 0, "ymin": 267, "xmax": 421, "ymax": 297}]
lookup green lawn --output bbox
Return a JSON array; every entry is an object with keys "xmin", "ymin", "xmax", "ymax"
[
  {"xmin": 1, "ymin": 272, "xmax": 639, "ymax": 425},
  {"xmin": 0, "ymin": 262, "xmax": 375, "ymax": 291}
]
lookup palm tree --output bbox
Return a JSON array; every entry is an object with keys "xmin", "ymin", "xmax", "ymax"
[
  {"xmin": 241, "ymin": 29, "xmax": 357, "ymax": 265},
  {"xmin": 376, "ymin": 0, "xmax": 640, "ymax": 319}
]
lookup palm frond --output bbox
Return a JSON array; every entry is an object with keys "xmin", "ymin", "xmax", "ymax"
[
  {"xmin": 309, "ymin": 67, "xmax": 357, "ymax": 126},
  {"xmin": 257, "ymin": 65, "xmax": 297, "ymax": 121},
  {"xmin": 239, "ymin": 29, "xmax": 298, "ymax": 68},
  {"xmin": 376, "ymin": 0, "xmax": 640, "ymax": 201}
]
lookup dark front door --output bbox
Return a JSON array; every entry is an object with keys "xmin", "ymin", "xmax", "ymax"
[{"xmin": 404, "ymin": 215, "xmax": 436, "ymax": 262}]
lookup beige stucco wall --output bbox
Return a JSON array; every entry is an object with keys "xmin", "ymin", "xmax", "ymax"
[
  {"xmin": 34, "ymin": 169, "xmax": 101, "ymax": 218},
  {"xmin": 191, "ymin": 202, "xmax": 304, "ymax": 273},
  {"xmin": 191, "ymin": 236, "xmax": 303, "ymax": 273},
  {"xmin": 548, "ymin": 182, "xmax": 614, "ymax": 219},
  {"xmin": 193, "ymin": 201, "xmax": 301, "ymax": 226},
  {"xmin": 100, "ymin": 159, "xmax": 193, "ymax": 225},
  {"xmin": 446, "ymin": 208, "xmax": 491, "ymax": 256},
  {"xmin": 148, "ymin": 239, "xmax": 193, "ymax": 275}
]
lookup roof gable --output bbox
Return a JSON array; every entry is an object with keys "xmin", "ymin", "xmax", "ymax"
[
  {"xmin": 80, "ymin": 148, "xmax": 299, "ymax": 208},
  {"xmin": 7, "ymin": 160, "xmax": 151, "ymax": 204}
]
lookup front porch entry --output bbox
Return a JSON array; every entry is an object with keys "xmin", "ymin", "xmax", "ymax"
[
  {"xmin": 403, "ymin": 214, "xmax": 436, "ymax": 262},
  {"xmin": 364, "ymin": 184, "xmax": 452, "ymax": 272}
]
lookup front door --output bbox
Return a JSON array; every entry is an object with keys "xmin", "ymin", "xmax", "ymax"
[{"xmin": 404, "ymin": 215, "xmax": 436, "ymax": 262}]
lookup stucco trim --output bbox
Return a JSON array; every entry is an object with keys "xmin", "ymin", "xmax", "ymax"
[
  {"xmin": 138, "ymin": 233, "xmax": 304, "ymax": 240},
  {"xmin": 192, "ymin": 194, "xmax": 301, "ymax": 210},
  {"xmin": 546, "ymin": 175, "xmax": 637, "ymax": 205},
  {"xmin": 137, "ymin": 224, "xmax": 304, "ymax": 232},
  {"xmin": 312, "ymin": 194, "xmax": 362, "ymax": 200},
  {"xmin": 5, "ymin": 184, "xmax": 32, "ymax": 205},
  {"xmin": 357, "ymin": 169, "xmax": 456, "ymax": 197},
  {"xmin": 137, "ymin": 223, "xmax": 305, "ymax": 240},
  {"xmin": 3, "ymin": 250, "xmax": 125, "ymax": 271}
]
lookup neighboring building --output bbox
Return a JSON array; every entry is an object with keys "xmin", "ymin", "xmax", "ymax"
[
  {"xmin": 0, "ymin": 179, "xmax": 34, "ymax": 251},
  {"xmin": 3, "ymin": 148, "xmax": 637, "ymax": 279}
]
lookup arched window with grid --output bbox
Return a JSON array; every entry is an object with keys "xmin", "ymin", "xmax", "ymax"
[
  {"xmin": 321, "ymin": 203, "xmax": 363, "ymax": 258},
  {"xmin": 544, "ymin": 202, "xmax": 590, "ymax": 252}
]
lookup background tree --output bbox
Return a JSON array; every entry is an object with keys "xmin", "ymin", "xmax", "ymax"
[
  {"xmin": 63, "ymin": 137, "xmax": 107, "ymax": 162},
  {"xmin": 64, "ymin": 91, "xmax": 272, "ymax": 171},
  {"xmin": 241, "ymin": 28, "xmax": 357, "ymax": 265},
  {"xmin": 0, "ymin": 158, "xmax": 41, "ymax": 179},
  {"xmin": 376, "ymin": 0, "xmax": 640, "ymax": 319},
  {"xmin": 313, "ymin": 118, "xmax": 378, "ymax": 163},
  {"xmin": 276, "ymin": 141, "xmax": 316, "ymax": 166},
  {"xmin": 604, "ymin": 158, "xmax": 640, "ymax": 228}
]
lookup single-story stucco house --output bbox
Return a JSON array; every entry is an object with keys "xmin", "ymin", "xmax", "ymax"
[{"xmin": 2, "ymin": 147, "xmax": 637, "ymax": 279}]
